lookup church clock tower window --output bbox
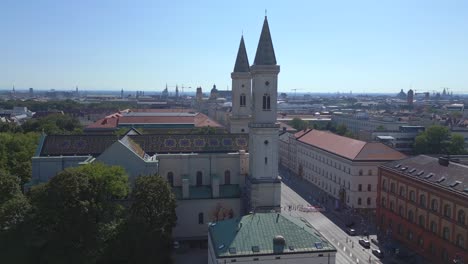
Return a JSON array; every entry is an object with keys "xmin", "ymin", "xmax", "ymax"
[
  {"xmin": 262, "ymin": 94, "xmax": 271, "ymax": 110},
  {"xmin": 240, "ymin": 93, "xmax": 246, "ymax": 107}
]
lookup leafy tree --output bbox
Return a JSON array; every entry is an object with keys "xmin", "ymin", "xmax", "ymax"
[
  {"xmin": 414, "ymin": 125, "xmax": 451, "ymax": 154},
  {"xmin": 0, "ymin": 172, "xmax": 30, "ymax": 231},
  {"xmin": 290, "ymin": 117, "xmax": 308, "ymax": 130},
  {"xmin": 376, "ymin": 125, "xmax": 386, "ymax": 131},
  {"xmin": 449, "ymin": 134, "xmax": 466, "ymax": 155},
  {"xmin": 336, "ymin": 124, "xmax": 348, "ymax": 136},
  {"xmin": 28, "ymin": 163, "xmax": 129, "ymax": 264},
  {"xmin": 22, "ymin": 114, "xmax": 82, "ymax": 134},
  {"xmin": 0, "ymin": 132, "xmax": 39, "ymax": 186},
  {"xmin": 101, "ymin": 175, "xmax": 177, "ymax": 264}
]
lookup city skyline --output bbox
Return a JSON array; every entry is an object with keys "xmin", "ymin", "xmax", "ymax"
[{"xmin": 1, "ymin": 0, "xmax": 468, "ymax": 93}]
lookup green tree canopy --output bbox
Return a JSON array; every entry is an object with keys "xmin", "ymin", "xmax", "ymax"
[
  {"xmin": 289, "ymin": 117, "xmax": 308, "ymax": 130},
  {"xmin": 449, "ymin": 134, "xmax": 466, "ymax": 155},
  {"xmin": 413, "ymin": 125, "xmax": 464, "ymax": 155},
  {"xmin": 28, "ymin": 163, "xmax": 129, "ymax": 264},
  {"xmin": 22, "ymin": 114, "xmax": 82, "ymax": 134},
  {"xmin": 336, "ymin": 124, "xmax": 348, "ymax": 136},
  {"xmin": 0, "ymin": 172, "xmax": 30, "ymax": 231}
]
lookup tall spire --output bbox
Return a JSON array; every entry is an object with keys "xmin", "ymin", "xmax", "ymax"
[
  {"xmin": 253, "ymin": 16, "xmax": 276, "ymax": 65},
  {"xmin": 233, "ymin": 36, "xmax": 250, "ymax": 72}
]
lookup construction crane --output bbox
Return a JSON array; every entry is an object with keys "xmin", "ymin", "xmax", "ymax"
[{"xmin": 291, "ymin": 88, "xmax": 302, "ymax": 100}]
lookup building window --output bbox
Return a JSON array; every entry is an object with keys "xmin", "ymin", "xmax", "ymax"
[
  {"xmin": 430, "ymin": 221, "xmax": 437, "ymax": 233},
  {"xmin": 390, "ymin": 183, "xmax": 395, "ymax": 193},
  {"xmin": 196, "ymin": 171, "xmax": 203, "ymax": 186},
  {"xmin": 458, "ymin": 210, "xmax": 466, "ymax": 225},
  {"xmin": 443, "ymin": 227, "xmax": 450, "ymax": 241},
  {"xmin": 431, "ymin": 199, "xmax": 438, "ymax": 212},
  {"xmin": 167, "ymin": 172, "xmax": 174, "ymax": 187},
  {"xmin": 381, "ymin": 197, "xmax": 386, "ymax": 208},
  {"xmin": 399, "ymin": 206, "xmax": 404, "ymax": 217},
  {"xmin": 264, "ymin": 157, "xmax": 268, "ymax": 165},
  {"xmin": 390, "ymin": 201, "xmax": 394, "ymax": 212},
  {"xmin": 358, "ymin": 184, "xmax": 362, "ymax": 191},
  {"xmin": 418, "ymin": 215, "xmax": 425, "ymax": 227},
  {"xmin": 409, "ymin": 190, "xmax": 415, "ymax": 202},
  {"xmin": 407, "ymin": 230, "xmax": 413, "ymax": 240},
  {"xmin": 224, "ymin": 170, "xmax": 231, "ymax": 185},
  {"xmin": 399, "ymin": 186, "xmax": 405, "ymax": 197},
  {"xmin": 418, "ymin": 236, "xmax": 424, "ymax": 247},
  {"xmin": 419, "ymin": 194, "xmax": 426, "ymax": 208},
  {"xmin": 262, "ymin": 93, "xmax": 271, "ymax": 110},
  {"xmin": 359, "ymin": 169, "xmax": 363, "ymax": 176},
  {"xmin": 240, "ymin": 93, "xmax": 246, "ymax": 107},
  {"xmin": 408, "ymin": 210, "xmax": 414, "ymax": 223},
  {"xmin": 367, "ymin": 197, "xmax": 371, "ymax": 206},
  {"xmin": 367, "ymin": 184, "xmax": 371, "ymax": 192},
  {"xmin": 382, "ymin": 179, "xmax": 387, "ymax": 191},
  {"xmin": 368, "ymin": 169, "xmax": 372, "ymax": 176},
  {"xmin": 198, "ymin": 212, "xmax": 204, "ymax": 224},
  {"xmin": 358, "ymin": 198, "xmax": 362, "ymax": 205},
  {"xmin": 456, "ymin": 234, "xmax": 465, "ymax": 249},
  {"xmin": 397, "ymin": 224, "xmax": 403, "ymax": 234},
  {"xmin": 444, "ymin": 205, "xmax": 452, "ymax": 218},
  {"xmin": 441, "ymin": 248, "xmax": 448, "ymax": 262}
]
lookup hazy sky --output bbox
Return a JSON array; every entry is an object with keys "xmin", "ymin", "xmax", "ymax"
[{"xmin": 1, "ymin": 0, "xmax": 468, "ymax": 94}]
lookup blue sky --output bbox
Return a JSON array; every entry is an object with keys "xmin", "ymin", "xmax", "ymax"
[{"xmin": 1, "ymin": 0, "xmax": 468, "ymax": 94}]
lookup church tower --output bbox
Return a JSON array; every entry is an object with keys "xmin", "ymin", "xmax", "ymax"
[
  {"xmin": 230, "ymin": 36, "xmax": 252, "ymax": 133},
  {"xmin": 247, "ymin": 16, "xmax": 281, "ymax": 212}
]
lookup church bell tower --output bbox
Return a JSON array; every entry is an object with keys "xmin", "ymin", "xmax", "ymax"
[{"xmin": 247, "ymin": 16, "xmax": 281, "ymax": 212}]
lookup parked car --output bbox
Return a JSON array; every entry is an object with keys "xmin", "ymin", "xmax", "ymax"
[
  {"xmin": 371, "ymin": 238, "xmax": 379, "ymax": 245},
  {"xmin": 346, "ymin": 228, "xmax": 356, "ymax": 236},
  {"xmin": 372, "ymin": 249, "xmax": 384, "ymax": 258},
  {"xmin": 358, "ymin": 239, "xmax": 370, "ymax": 248}
]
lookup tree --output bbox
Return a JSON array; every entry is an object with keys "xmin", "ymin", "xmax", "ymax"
[
  {"xmin": 0, "ymin": 172, "xmax": 30, "ymax": 231},
  {"xmin": 28, "ymin": 163, "xmax": 129, "ymax": 264},
  {"xmin": 101, "ymin": 175, "xmax": 177, "ymax": 264},
  {"xmin": 449, "ymin": 134, "xmax": 465, "ymax": 155},
  {"xmin": 336, "ymin": 124, "xmax": 348, "ymax": 136},
  {"xmin": 414, "ymin": 125, "xmax": 451, "ymax": 154},
  {"xmin": 376, "ymin": 125, "xmax": 386, "ymax": 131},
  {"xmin": 290, "ymin": 117, "xmax": 308, "ymax": 130},
  {"xmin": 22, "ymin": 114, "xmax": 82, "ymax": 134}
]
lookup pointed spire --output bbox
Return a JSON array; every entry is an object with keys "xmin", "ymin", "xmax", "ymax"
[
  {"xmin": 233, "ymin": 36, "xmax": 250, "ymax": 72},
  {"xmin": 254, "ymin": 16, "xmax": 276, "ymax": 65}
]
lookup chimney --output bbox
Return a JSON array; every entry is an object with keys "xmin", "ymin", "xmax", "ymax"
[{"xmin": 438, "ymin": 157, "xmax": 449, "ymax": 167}]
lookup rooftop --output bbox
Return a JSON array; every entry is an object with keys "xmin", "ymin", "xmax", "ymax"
[
  {"xmin": 297, "ymin": 129, "xmax": 406, "ymax": 161},
  {"xmin": 381, "ymin": 155, "xmax": 468, "ymax": 196},
  {"xmin": 209, "ymin": 212, "xmax": 336, "ymax": 258}
]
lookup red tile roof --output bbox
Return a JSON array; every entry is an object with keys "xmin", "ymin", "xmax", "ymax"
[{"xmin": 297, "ymin": 130, "xmax": 406, "ymax": 161}]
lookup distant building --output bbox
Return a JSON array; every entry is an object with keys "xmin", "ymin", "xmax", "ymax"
[
  {"xmin": 210, "ymin": 84, "xmax": 219, "ymax": 100},
  {"xmin": 196, "ymin": 87, "xmax": 203, "ymax": 101},
  {"xmin": 407, "ymin": 89, "xmax": 414, "ymax": 105},
  {"xmin": 378, "ymin": 155, "xmax": 468, "ymax": 264}
]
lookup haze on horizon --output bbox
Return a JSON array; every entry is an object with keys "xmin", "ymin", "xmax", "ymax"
[{"xmin": 1, "ymin": 0, "xmax": 468, "ymax": 94}]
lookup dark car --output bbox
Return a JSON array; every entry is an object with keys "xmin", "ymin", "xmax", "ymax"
[
  {"xmin": 372, "ymin": 249, "xmax": 384, "ymax": 258},
  {"xmin": 346, "ymin": 228, "xmax": 356, "ymax": 236},
  {"xmin": 358, "ymin": 239, "xmax": 370, "ymax": 248}
]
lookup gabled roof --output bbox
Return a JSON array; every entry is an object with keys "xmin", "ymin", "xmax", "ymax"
[
  {"xmin": 233, "ymin": 36, "xmax": 250, "ymax": 72},
  {"xmin": 253, "ymin": 16, "xmax": 277, "ymax": 66},
  {"xmin": 209, "ymin": 213, "xmax": 336, "ymax": 258},
  {"xmin": 297, "ymin": 130, "xmax": 406, "ymax": 161}
]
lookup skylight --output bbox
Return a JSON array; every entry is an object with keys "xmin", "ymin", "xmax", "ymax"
[
  {"xmin": 449, "ymin": 181, "xmax": 461, "ymax": 188},
  {"xmin": 252, "ymin": 246, "xmax": 260, "ymax": 253},
  {"xmin": 424, "ymin": 173, "xmax": 434, "ymax": 179},
  {"xmin": 436, "ymin": 177, "xmax": 446, "ymax": 183},
  {"xmin": 314, "ymin": 242, "xmax": 323, "ymax": 249},
  {"xmin": 417, "ymin": 171, "xmax": 425, "ymax": 176},
  {"xmin": 408, "ymin": 168, "xmax": 416, "ymax": 173},
  {"xmin": 394, "ymin": 164, "xmax": 401, "ymax": 168},
  {"xmin": 229, "ymin": 247, "xmax": 237, "ymax": 254},
  {"xmin": 400, "ymin": 167, "xmax": 407, "ymax": 171}
]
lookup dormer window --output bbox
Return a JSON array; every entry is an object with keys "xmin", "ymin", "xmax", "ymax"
[
  {"xmin": 262, "ymin": 93, "xmax": 271, "ymax": 110},
  {"xmin": 240, "ymin": 93, "xmax": 246, "ymax": 107}
]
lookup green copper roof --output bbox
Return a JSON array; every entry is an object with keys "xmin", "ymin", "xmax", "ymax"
[
  {"xmin": 253, "ymin": 17, "xmax": 277, "ymax": 66},
  {"xmin": 209, "ymin": 213, "xmax": 336, "ymax": 258}
]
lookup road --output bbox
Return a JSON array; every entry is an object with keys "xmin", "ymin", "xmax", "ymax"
[{"xmin": 281, "ymin": 178, "xmax": 384, "ymax": 264}]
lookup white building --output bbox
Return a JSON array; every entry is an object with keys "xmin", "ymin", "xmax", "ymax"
[{"xmin": 280, "ymin": 129, "xmax": 406, "ymax": 210}]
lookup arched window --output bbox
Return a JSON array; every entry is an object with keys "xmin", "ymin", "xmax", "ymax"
[
  {"xmin": 431, "ymin": 199, "xmax": 438, "ymax": 212},
  {"xmin": 240, "ymin": 93, "xmax": 246, "ymax": 107},
  {"xmin": 196, "ymin": 171, "xmax": 203, "ymax": 186},
  {"xmin": 430, "ymin": 221, "xmax": 437, "ymax": 233},
  {"xmin": 167, "ymin": 172, "xmax": 174, "ymax": 187},
  {"xmin": 456, "ymin": 234, "xmax": 465, "ymax": 249},
  {"xmin": 399, "ymin": 206, "xmax": 404, "ymax": 216},
  {"xmin": 418, "ymin": 215, "xmax": 425, "ymax": 227},
  {"xmin": 399, "ymin": 186, "xmax": 405, "ymax": 197},
  {"xmin": 390, "ymin": 182, "xmax": 395, "ymax": 193},
  {"xmin": 198, "ymin": 212, "xmax": 204, "ymax": 224},
  {"xmin": 224, "ymin": 170, "xmax": 231, "ymax": 185},
  {"xmin": 443, "ymin": 227, "xmax": 450, "ymax": 241},
  {"xmin": 262, "ymin": 93, "xmax": 271, "ymax": 110},
  {"xmin": 358, "ymin": 197, "xmax": 362, "ymax": 205},
  {"xmin": 419, "ymin": 194, "xmax": 426, "ymax": 208},
  {"xmin": 458, "ymin": 210, "xmax": 466, "ymax": 225},
  {"xmin": 367, "ymin": 197, "xmax": 371, "ymax": 206},
  {"xmin": 382, "ymin": 179, "xmax": 387, "ymax": 191},
  {"xmin": 409, "ymin": 191, "xmax": 415, "ymax": 202},
  {"xmin": 444, "ymin": 205, "xmax": 452, "ymax": 218},
  {"xmin": 408, "ymin": 210, "xmax": 414, "ymax": 223}
]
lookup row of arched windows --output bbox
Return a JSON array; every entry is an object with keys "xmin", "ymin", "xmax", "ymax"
[{"xmin": 166, "ymin": 170, "xmax": 232, "ymax": 186}]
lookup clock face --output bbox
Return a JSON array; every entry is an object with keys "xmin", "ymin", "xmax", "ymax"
[{"xmin": 265, "ymin": 81, "xmax": 270, "ymax": 86}]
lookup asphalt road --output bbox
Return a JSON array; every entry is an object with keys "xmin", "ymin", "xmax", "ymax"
[{"xmin": 281, "ymin": 179, "xmax": 384, "ymax": 264}]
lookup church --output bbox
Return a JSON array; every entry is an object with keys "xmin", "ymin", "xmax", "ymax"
[{"xmin": 30, "ymin": 16, "xmax": 336, "ymax": 263}]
